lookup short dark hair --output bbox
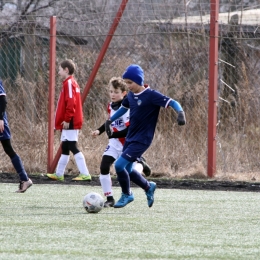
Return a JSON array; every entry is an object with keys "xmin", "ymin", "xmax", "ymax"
[
  {"xmin": 60, "ymin": 59, "xmax": 76, "ymax": 75},
  {"xmin": 109, "ymin": 77, "xmax": 127, "ymax": 92}
]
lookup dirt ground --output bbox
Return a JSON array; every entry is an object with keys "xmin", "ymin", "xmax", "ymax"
[{"xmin": 1, "ymin": 172, "xmax": 260, "ymax": 192}]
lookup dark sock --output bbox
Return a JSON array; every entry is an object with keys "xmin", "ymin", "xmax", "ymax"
[
  {"xmin": 11, "ymin": 155, "xmax": 29, "ymax": 182},
  {"xmin": 117, "ymin": 169, "xmax": 131, "ymax": 195},
  {"xmin": 129, "ymin": 169, "xmax": 150, "ymax": 190},
  {"xmin": 107, "ymin": 196, "xmax": 114, "ymax": 201}
]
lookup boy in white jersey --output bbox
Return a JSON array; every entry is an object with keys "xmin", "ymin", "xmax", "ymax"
[{"xmin": 92, "ymin": 77, "xmax": 150, "ymax": 207}]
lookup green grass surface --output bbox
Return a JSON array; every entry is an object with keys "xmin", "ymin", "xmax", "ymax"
[{"xmin": 0, "ymin": 183, "xmax": 260, "ymax": 259}]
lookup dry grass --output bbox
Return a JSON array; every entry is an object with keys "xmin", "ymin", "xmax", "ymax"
[{"xmin": 1, "ymin": 44, "xmax": 260, "ymax": 182}]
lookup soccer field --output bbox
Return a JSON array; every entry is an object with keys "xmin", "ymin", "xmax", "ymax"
[{"xmin": 0, "ymin": 183, "xmax": 260, "ymax": 260}]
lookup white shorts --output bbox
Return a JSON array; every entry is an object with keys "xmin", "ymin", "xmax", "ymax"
[
  {"xmin": 60, "ymin": 129, "xmax": 79, "ymax": 142},
  {"xmin": 103, "ymin": 144, "xmax": 122, "ymax": 160},
  {"xmin": 102, "ymin": 144, "xmax": 143, "ymax": 173}
]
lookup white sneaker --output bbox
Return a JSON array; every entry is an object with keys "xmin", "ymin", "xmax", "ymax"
[{"xmin": 15, "ymin": 178, "xmax": 33, "ymax": 193}]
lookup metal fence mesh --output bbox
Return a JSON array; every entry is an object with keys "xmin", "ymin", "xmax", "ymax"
[{"xmin": 0, "ymin": 0, "xmax": 260, "ymax": 179}]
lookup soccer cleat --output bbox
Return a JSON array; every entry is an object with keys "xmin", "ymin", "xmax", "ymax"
[
  {"xmin": 114, "ymin": 193, "xmax": 134, "ymax": 208},
  {"xmin": 146, "ymin": 181, "xmax": 157, "ymax": 207},
  {"xmin": 72, "ymin": 174, "xmax": 91, "ymax": 181},
  {"xmin": 46, "ymin": 173, "xmax": 64, "ymax": 181},
  {"xmin": 15, "ymin": 178, "xmax": 33, "ymax": 193},
  {"xmin": 104, "ymin": 198, "xmax": 115, "ymax": 208},
  {"xmin": 139, "ymin": 157, "xmax": 151, "ymax": 176}
]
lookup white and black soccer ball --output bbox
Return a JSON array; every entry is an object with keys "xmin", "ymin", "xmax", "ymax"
[{"xmin": 83, "ymin": 192, "xmax": 104, "ymax": 213}]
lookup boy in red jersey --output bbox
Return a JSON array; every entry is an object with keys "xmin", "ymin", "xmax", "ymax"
[{"xmin": 47, "ymin": 59, "xmax": 91, "ymax": 181}]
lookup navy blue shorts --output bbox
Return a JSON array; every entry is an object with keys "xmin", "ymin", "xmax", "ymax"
[
  {"xmin": 121, "ymin": 141, "xmax": 150, "ymax": 162},
  {"xmin": 0, "ymin": 121, "xmax": 11, "ymax": 141}
]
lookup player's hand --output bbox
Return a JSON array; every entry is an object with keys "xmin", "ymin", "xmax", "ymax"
[
  {"xmin": 91, "ymin": 130, "xmax": 100, "ymax": 137},
  {"xmin": 177, "ymin": 111, "xmax": 186, "ymax": 126},
  {"xmin": 105, "ymin": 119, "xmax": 113, "ymax": 137},
  {"xmin": 61, "ymin": 121, "xmax": 70, "ymax": 129},
  {"xmin": 0, "ymin": 120, "xmax": 4, "ymax": 133}
]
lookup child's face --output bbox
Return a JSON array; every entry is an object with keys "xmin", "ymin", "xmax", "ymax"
[
  {"xmin": 109, "ymin": 85, "xmax": 126, "ymax": 102},
  {"xmin": 124, "ymin": 79, "xmax": 143, "ymax": 93},
  {"xmin": 58, "ymin": 66, "xmax": 69, "ymax": 80}
]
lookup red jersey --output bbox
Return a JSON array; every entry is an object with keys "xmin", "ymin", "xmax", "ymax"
[{"xmin": 55, "ymin": 76, "xmax": 83, "ymax": 130}]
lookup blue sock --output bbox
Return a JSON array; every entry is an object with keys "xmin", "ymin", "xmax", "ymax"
[
  {"xmin": 117, "ymin": 169, "xmax": 131, "ymax": 195},
  {"xmin": 129, "ymin": 169, "xmax": 149, "ymax": 190},
  {"xmin": 11, "ymin": 155, "xmax": 29, "ymax": 181}
]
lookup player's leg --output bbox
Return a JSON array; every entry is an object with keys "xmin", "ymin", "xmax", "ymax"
[
  {"xmin": 113, "ymin": 143, "xmax": 136, "ymax": 208},
  {"xmin": 47, "ymin": 140, "xmax": 70, "ymax": 181},
  {"xmin": 137, "ymin": 156, "xmax": 151, "ymax": 176},
  {"xmin": 70, "ymin": 141, "xmax": 91, "ymax": 181},
  {"xmin": 122, "ymin": 142, "xmax": 156, "ymax": 207},
  {"xmin": 113, "ymin": 155, "xmax": 134, "ymax": 208},
  {"xmin": 1, "ymin": 139, "xmax": 32, "ymax": 192},
  {"xmin": 99, "ymin": 155, "xmax": 116, "ymax": 207},
  {"xmin": 51, "ymin": 129, "xmax": 91, "ymax": 181},
  {"xmin": 132, "ymin": 161, "xmax": 143, "ymax": 173}
]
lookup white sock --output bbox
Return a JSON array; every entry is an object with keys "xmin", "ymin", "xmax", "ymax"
[
  {"xmin": 99, "ymin": 173, "xmax": 113, "ymax": 197},
  {"xmin": 74, "ymin": 152, "xmax": 89, "ymax": 175},
  {"xmin": 56, "ymin": 154, "xmax": 70, "ymax": 177},
  {"xmin": 133, "ymin": 162, "xmax": 143, "ymax": 174}
]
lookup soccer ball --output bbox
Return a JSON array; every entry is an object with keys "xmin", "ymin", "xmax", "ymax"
[{"xmin": 83, "ymin": 192, "xmax": 104, "ymax": 213}]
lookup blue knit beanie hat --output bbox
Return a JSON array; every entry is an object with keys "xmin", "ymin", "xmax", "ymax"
[{"xmin": 122, "ymin": 64, "xmax": 144, "ymax": 86}]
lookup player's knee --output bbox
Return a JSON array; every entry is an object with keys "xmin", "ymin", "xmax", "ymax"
[
  {"xmin": 100, "ymin": 166, "xmax": 110, "ymax": 175},
  {"xmin": 114, "ymin": 161, "xmax": 125, "ymax": 172},
  {"xmin": 100, "ymin": 155, "xmax": 114, "ymax": 174},
  {"xmin": 68, "ymin": 141, "xmax": 80, "ymax": 155},
  {"xmin": 61, "ymin": 141, "xmax": 70, "ymax": 155},
  {"xmin": 114, "ymin": 156, "xmax": 130, "ymax": 172},
  {"xmin": 2, "ymin": 142, "xmax": 16, "ymax": 158}
]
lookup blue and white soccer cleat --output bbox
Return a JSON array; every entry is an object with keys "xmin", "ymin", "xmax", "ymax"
[
  {"xmin": 146, "ymin": 181, "xmax": 157, "ymax": 207},
  {"xmin": 114, "ymin": 192, "xmax": 134, "ymax": 208}
]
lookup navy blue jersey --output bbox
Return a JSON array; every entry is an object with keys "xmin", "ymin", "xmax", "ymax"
[
  {"xmin": 0, "ymin": 81, "xmax": 11, "ymax": 140},
  {"xmin": 0, "ymin": 81, "xmax": 6, "ymax": 96},
  {"xmin": 122, "ymin": 86, "xmax": 171, "ymax": 145}
]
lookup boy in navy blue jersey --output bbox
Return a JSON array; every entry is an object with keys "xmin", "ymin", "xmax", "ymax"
[
  {"xmin": 92, "ymin": 77, "xmax": 151, "ymax": 208},
  {"xmin": 105, "ymin": 64, "xmax": 186, "ymax": 208},
  {"xmin": 0, "ymin": 81, "xmax": 33, "ymax": 192}
]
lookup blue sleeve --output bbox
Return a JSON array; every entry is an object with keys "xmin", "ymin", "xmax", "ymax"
[
  {"xmin": 110, "ymin": 106, "xmax": 128, "ymax": 122},
  {"xmin": 169, "ymin": 100, "xmax": 183, "ymax": 113}
]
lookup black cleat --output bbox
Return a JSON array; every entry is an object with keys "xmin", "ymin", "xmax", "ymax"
[
  {"xmin": 104, "ymin": 198, "xmax": 115, "ymax": 208},
  {"xmin": 139, "ymin": 157, "xmax": 151, "ymax": 177}
]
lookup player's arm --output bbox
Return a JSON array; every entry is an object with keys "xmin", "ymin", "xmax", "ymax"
[
  {"xmin": 0, "ymin": 95, "xmax": 7, "ymax": 133},
  {"xmin": 105, "ymin": 106, "xmax": 129, "ymax": 137},
  {"xmin": 97, "ymin": 123, "xmax": 105, "ymax": 135},
  {"xmin": 63, "ymin": 84, "xmax": 75, "ymax": 128},
  {"xmin": 110, "ymin": 106, "xmax": 128, "ymax": 122},
  {"xmin": 91, "ymin": 123, "xmax": 105, "ymax": 137},
  {"xmin": 96, "ymin": 121, "xmax": 129, "ymax": 138},
  {"xmin": 109, "ymin": 126, "xmax": 128, "ymax": 139},
  {"xmin": 168, "ymin": 100, "xmax": 186, "ymax": 126}
]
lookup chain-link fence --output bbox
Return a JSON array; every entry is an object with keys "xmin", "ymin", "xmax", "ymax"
[{"xmin": 0, "ymin": 0, "xmax": 260, "ymax": 179}]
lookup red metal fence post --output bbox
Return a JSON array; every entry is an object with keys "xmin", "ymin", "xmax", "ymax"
[
  {"xmin": 207, "ymin": 0, "xmax": 219, "ymax": 177},
  {"xmin": 81, "ymin": 0, "xmax": 129, "ymax": 103},
  {"xmin": 49, "ymin": 0, "xmax": 129, "ymax": 173},
  {"xmin": 47, "ymin": 16, "xmax": 57, "ymax": 173}
]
